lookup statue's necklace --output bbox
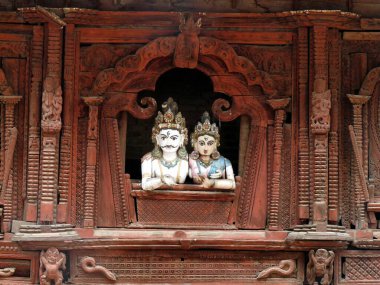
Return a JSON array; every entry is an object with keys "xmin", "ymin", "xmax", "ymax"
[
  {"xmin": 199, "ymin": 157, "xmax": 213, "ymax": 168},
  {"xmin": 160, "ymin": 157, "xmax": 180, "ymax": 169}
]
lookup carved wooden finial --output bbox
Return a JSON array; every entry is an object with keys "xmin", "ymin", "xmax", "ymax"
[{"xmin": 173, "ymin": 13, "xmax": 202, "ymax": 69}]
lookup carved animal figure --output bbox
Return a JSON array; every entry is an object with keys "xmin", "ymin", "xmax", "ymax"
[
  {"xmin": 257, "ymin": 259, "xmax": 296, "ymax": 280},
  {"xmin": 39, "ymin": 247, "xmax": 66, "ymax": 285},
  {"xmin": 307, "ymin": 249, "xmax": 335, "ymax": 285},
  {"xmin": 81, "ymin": 256, "xmax": 117, "ymax": 281}
]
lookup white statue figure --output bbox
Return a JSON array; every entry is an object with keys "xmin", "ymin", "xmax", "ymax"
[
  {"xmin": 141, "ymin": 98, "xmax": 189, "ymax": 190},
  {"xmin": 189, "ymin": 112, "xmax": 235, "ymax": 189}
]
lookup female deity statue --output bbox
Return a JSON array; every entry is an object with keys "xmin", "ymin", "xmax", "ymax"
[
  {"xmin": 189, "ymin": 112, "xmax": 235, "ymax": 189},
  {"xmin": 141, "ymin": 98, "xmax": 189, "ymax": 190}
]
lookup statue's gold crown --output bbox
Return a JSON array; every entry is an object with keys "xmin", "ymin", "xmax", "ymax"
[
  {"xmin": 152, "ymin": 97, "xmax": 188, "ymax": 144},
  {"xmin": 191, "ymin": 112, "xmax": 220, "ymax": 147}
]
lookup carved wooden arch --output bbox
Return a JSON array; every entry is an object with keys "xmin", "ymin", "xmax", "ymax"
[
  {"xmin": 95, "ymin": 35, "xmax": 277, "ymax": 229},
  {"xmin": 359, "ymin": 67, "xmax": 380, "ymax": 96}
]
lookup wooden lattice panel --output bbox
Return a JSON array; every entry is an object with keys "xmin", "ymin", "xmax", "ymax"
[
  {"xmin": 136, "ymin": 198, "xmax": 231, "ymax": 225},
  {"xmin": 70, "ymin": 250, "xmax": 304, "ymax": 284}
]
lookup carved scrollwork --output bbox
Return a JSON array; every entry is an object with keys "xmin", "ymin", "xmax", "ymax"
[
  {"xmin": 81, "ymin": 256, "xmax": 117, "ymax": 281},
  {"xmin": 103, "ymin": 93, "xmax": 157, "ymax": 119},
  {"xmin": 211, "ymin": 98, "xmax": 242, "ymax": 122},
  {"xmin": 257, "ymin": 259, "xmax": 296, "ymax": 280},
  {"xmin": 311, "ymin": 89, "xmax": 331, "ymax": 135}
]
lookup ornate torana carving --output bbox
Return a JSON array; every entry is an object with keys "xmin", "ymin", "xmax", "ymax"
[
  {"xmin": 257, "ymin": 259, "xmax": 296, "ymax": 280},
  {"xmin": 307, "ymin": 249, "xmax": 334, "ymax": 285},
  {"xmin": 173, "ymin": 13, "xmax": 201, "ymax": 68},
  {"xmin": 40, "ymin": 248, "xmax": 66, "ymax": 285},
  {"xmin": 80, "ymin": 256, "xmax": 117, "ymax": 281},
  {"xmin": 41, "ymin": 76, "xmax": 62, "ymax": 131}
]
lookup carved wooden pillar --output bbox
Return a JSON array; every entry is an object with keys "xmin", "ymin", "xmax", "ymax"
[
  {"xmin": 57, "ymin": 23, "xmax": 76, "ymax": 223},
  {"xmin": 297, "ymin": 27, "xmax": 310, "ymax": 221},
  {"xmin": 328, "ymin": 29, "xmax": 340, "ymax": 223},
  {"xmin": 267, "ymin": 98, "xmax": 290, "ymax": 230},
  {"xmin": 310, "ymin": 26, "xmax": 330, "ymax": 229},
  {"xmin": 25, "ymin": 25, "xmax": 43, "ymax": 222},
  {"xmin": 0, "ymin": 95, "xmax": 21, "ymax": 232},
  {"xmin": 39, "ymin": 22, "xmax": 63, "ymax": 223},
  {"xmin": 347, "ymin": 94, "xmax": 370, "ymax": 229},
  {"xmin": 83, "ymin": 97, "xmax": 103, "ymax": 228}
]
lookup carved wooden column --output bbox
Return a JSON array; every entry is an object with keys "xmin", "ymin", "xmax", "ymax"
[
  {"xmin": 25, "ymin": 25, "xmax": 43, "ymax": 222},
  {"xmin": 297, "ymin": 27, "xmax": 310, "ymax": 221},
  {"xmin": 328, "ymin": 29, "xmax": 340, "ymax": 223},
  {"xmin": 311, "ymin": 26, "xmax": 330, "ymax": 229},
  {"xmin": 39, "ymin": 77, "xmax": 62, "ymax": 223},
  {"xmin": 0, "ymin": 95, "xmax": 21, "ymax": 232},
  {"xmin": 39, "ymin": 21, "xmax": 64, "ymax": 223},
  {"xmin": 267, "ymin": 98, "xmax": 290, "ymax": 230},
  {"xmin": 57, "ymin": 23, "xmax": 76, "ymax": 223},
  {"xmin": 83, "ymin": 97, "xmax": 103, "ymax": 228},
  {"xmin": 347, "ymin": 94, "xmax": 370, "ymax": 229}
]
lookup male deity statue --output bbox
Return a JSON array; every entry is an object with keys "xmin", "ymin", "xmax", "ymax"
[
  {"xmin": 189, "ymin": 112, "xmax": 235, "ymax": 189},
  {"xmin": 39, "ymin": 247, "xmax": 66, "ymax": 285},
  {"xmin": 141, "ymin": 98, "xmax": 188, "ymax": 190}
]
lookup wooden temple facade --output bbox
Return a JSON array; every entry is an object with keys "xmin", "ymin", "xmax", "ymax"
[{"xmin": 2, "ymin": 1, "xmax": 380, "ymax": 284}]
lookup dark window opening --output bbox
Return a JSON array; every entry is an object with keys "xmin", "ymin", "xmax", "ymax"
[{"xmin": 123, "ymin": 68, "xmax": 240, "ymax": 179}]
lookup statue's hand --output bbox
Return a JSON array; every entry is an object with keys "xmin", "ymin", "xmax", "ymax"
[
  {"xmin": 162, "ymin": 174, "xmax": 177, "ymax": 186},
  {"xmin": 193, "ymin": 175, "xmax": 204, "ymax": 184},
  {"xmin": 202, "ymin": 177, "xmax": 215, "ymax": 188}
]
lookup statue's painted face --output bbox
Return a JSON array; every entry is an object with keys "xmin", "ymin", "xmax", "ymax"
[
  {"xmin": 196, "ymin": 134, "xmax": 217, "ymax": 157},
  {"xmin": 156, "ymin": 129, "xmax": 183, "ymax": 154}
]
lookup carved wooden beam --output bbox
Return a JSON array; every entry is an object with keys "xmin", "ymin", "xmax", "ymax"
[
  {"xmin": 0, "ymin": 95, "xmax": 21, "ymax": 233},
  {"xmin": 83, "ymin": 97, "xmax": 104, "ymax": 228},
  {"xmin": 347, "ymin": 94, "xmax": 371, "ymax": 229},
  {"xmin": 267, "ymin": 98, "xmax": 290, "ymax": 230},
  {"xmin": 80, "ymin": 256, "xmax": 117, "ymax": 281}
]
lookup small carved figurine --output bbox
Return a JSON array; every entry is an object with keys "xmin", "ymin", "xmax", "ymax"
[
  {"xmin": 40, "ymin": 247, "xmax": 66, "ymax": 285},
  {"xmin": 306, "ymin": 249, "xmax": 335, "ymax": 285},
  {"xmin": 141, "ymin": 98, "xmax": 188, "ymax": 190},
  {"xmin": 42, "ymin": 76, "xmax": 62, "ymax": 127},
  {"xmin": 189, "ymin": 112, "xmax": 235, "ymax": 189}
]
